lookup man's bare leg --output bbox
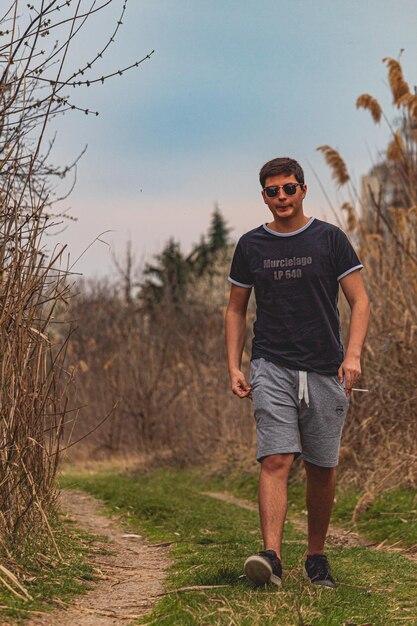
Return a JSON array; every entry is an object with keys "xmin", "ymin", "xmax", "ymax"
[
  {"xmin": 258, "ymin": 453, "xmax": 295, "ymax": 560},
  {"xmin": 304, "ymin": 461, "xmax": 336, "ymax": 554}
]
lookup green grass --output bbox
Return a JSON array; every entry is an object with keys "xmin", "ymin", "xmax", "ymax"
[
  {"xmin": 353, "ymin": 489, "xmax": 417, "ymax": 547},
  {"xmin": 204, "ymin": 466, "xmax": 417, "ymax": 549},
  {"xmin": 0, "ymin": 511, "xmax": 102, "ymax": 624},
  {"xmin": 60, "ymin": 467, "xmax": 417, "ymax": 626}
]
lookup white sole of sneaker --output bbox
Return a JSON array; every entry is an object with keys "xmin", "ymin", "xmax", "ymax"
[
  {"xmin": 303, "ymin": 566, "xmax": 336, "ymax": 588},
  {"xmin": 244, "ymin": 555, "xmax": 282, "ymax": 587}
]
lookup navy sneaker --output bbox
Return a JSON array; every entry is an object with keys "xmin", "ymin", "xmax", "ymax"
[
  {"xmin": 244, "ymin": 549, "xmax": 282, "ymax": 587},
  {"xmin": 304, "ymin": 554, "xmax": 336, "ymax": 588}
]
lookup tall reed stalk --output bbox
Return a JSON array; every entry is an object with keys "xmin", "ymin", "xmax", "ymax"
[
  {"xmin": 0, "ymin": 1, "xmax": 150, "ymax": 565},
  {"xmin": 318, "ymin": 57, "xmax": 417, "ymax": 502}
]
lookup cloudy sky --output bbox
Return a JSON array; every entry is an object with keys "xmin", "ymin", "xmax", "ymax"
[{"xmin": 46, "ymin": 0, "xmax": 417, "ymax": 279}]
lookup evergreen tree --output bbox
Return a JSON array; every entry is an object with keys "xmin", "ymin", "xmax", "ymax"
[
  {"xmin": 188, "ymin": 205, "xmax": 231, "ymax": 277},
  {"xmin": 141, "ymin": 238, "xmax": 190, "ymax": 306},
  {"xmin": 140, "ymin": 207, "xmax": 231, "ymax": 306},
  {"xmin": 207, "ymin": 204, "xmax": 231, "ymax": 253},
  {"xmin": 187, "ymin": 235, "xmax": 211, "ymax": 278}
]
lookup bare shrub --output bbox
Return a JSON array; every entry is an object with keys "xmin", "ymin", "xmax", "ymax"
[
  {"xmin": 66, "ymin": 247, "xmax": 255, "ymax": 465},
  {"xmin": 0, "ymin": 0, "xmax": 152, "ymax": 569}
]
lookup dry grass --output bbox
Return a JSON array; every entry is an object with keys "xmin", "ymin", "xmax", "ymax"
[
  {"xmin": 0, "ymin": 0, "xmax": 150, "ymax": 596},
  {"xmin": 0, "ymin": 5, "xmax": 74, "ymax": 559}
]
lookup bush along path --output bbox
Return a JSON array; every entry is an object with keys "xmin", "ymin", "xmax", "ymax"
[{"xmin": 54, "ymin": 467, "xmax": 417, "ymax": 626}]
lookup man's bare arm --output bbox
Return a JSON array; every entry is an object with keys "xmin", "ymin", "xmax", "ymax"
[
  {"xmin": 339, "ymin": 270, "xmax": 370, "ymax": 395},
  {"xmin": 225, "ymin": 284, "xmax": 252, "ymax": 399}
]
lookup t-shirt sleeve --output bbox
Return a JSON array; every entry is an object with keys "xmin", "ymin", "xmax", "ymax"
[
  {"xmin": 334, "ymin": 228, "xmax": 363, "ymax": 280},
  {"xmin": 228, "ymin": 238, "xmax": 253, "ymax": 288}
]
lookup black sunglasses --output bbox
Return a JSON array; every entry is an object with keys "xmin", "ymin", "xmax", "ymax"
[{"xmin": 264, "ymin": 183, "xmax": 304, "ymax": 197}]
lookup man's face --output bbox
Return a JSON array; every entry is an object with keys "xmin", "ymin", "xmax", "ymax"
[{"xmin": 262, "ymin": 173, "xmax": 307, "ymax": 222}]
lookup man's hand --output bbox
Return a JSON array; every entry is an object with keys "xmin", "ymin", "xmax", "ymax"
[
  {"xmin": 230, "ymin": 369, "xmax": 252, "ymax": 399},
  {"xmin": 339, "ymin": 270, "xmax": 369, "ymax": 398},
  {"xmin": 338, "ymin": 355, "xmax": 361, "ymax": 397},
  {"xmin": 225, "ymin": 285, "xmax": 252, "ymax": 400}
]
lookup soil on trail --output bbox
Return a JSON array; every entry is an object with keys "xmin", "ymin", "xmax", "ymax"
[{"xmin": 28, "ymin": 490, "xmax": 170, "ymax": 626}]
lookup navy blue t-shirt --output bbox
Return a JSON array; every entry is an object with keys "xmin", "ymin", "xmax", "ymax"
[{"xmin": 228, "ymin": 218, "xmax": 363, "ymax": 375}]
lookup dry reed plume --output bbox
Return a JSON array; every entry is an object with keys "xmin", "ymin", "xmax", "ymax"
[
  {"xmin": 316, "ymin": 145, "xmax": 350, "ymax": 186},
  {"xmin": 341, "ymin": 202, "xmax": 357, "ymax": 232},
  {"xmin": 383, "ymin": 57, "xmax": 410, "ymax": 105},
  {"xmin": 356, "ymin": 94, "xmax": 382, "ymax": 124},
  {"xmin": 386, "ymin": 129, "xmax": 406, "ymax": 163}
]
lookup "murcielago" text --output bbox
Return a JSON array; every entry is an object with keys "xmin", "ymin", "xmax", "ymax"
[{"xmin": 263, "ymin": 256, "xmax": 312, "ymax": 269}]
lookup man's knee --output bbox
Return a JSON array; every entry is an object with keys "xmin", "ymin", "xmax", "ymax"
[
  {"xmin": 304, "ymin": 460, "xmax": 336, "ymax": 485},
  {"xmin": 261, "ymin": 453, "xmax": 294, "ymax": 474}
]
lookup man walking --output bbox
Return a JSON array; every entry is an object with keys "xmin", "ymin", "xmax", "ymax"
[{"xmin": 225, "ymin": 157, "xmax": 370, "ymax": 588}]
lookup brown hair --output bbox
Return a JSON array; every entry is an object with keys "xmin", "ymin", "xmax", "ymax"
[{"xmin": 259, "ymin": 157, "xmax": 305, "ymax": 188}]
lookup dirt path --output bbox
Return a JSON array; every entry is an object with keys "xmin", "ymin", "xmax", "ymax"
[
  {"xmin": 28, "ymin": 490, "xmax": 170, "ymax": 626},
  {"xmin": 202, "ymin": 491, "xmax": 417, "ymax": 559}
]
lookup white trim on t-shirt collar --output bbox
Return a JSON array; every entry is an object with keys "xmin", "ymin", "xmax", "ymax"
[{"xmin": 262, "ymin": 217, "xmax": 316, "ymax": 237}]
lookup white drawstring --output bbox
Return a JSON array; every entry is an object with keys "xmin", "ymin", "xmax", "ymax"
[{"xmin": 298, "ymin": 370, "xmax": 309, "ymax": 406}]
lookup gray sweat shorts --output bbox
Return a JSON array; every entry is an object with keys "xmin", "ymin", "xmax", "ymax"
[{"xmin": 249, "ymin": 358, "xmax": 350, "ymax": 467}]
